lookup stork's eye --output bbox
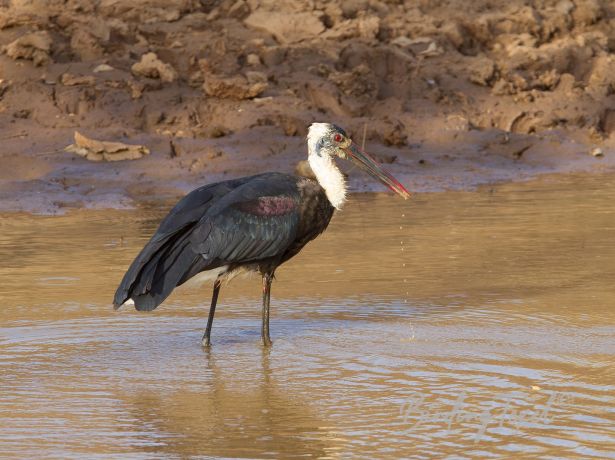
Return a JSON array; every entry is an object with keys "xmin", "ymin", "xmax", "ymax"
[{"xmin": 333, "ymin": 133, "xmax": 343, "ymax": 142}]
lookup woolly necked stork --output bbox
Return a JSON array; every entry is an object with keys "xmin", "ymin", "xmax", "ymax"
[{"xmin": 113, "ymin": 123, "xmax": 410, "ymax": 346}]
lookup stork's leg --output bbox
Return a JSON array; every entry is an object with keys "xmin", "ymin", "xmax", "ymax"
[
  {"xmin": 261, "ymin": 272, "xmax": 274, "ymax": 347},
  {"xmin": 202, "ymin": 279, "xmax": 221, "ymax": 347}
]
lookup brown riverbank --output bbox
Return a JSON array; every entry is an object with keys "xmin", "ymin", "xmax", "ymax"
[{"xmin": 1, "ymin": 0, "xmax": 614, "ymax": 213}]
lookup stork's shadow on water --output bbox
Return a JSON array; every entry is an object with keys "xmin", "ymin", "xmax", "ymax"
[{"xmin": 123, "ymin": 346, "xmax": 334, "ymax": 458}]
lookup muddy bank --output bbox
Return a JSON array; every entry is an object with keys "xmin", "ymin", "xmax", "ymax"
[{"xmin": 1, "ymin": 0, "xmax": 615, "ymax": 213}]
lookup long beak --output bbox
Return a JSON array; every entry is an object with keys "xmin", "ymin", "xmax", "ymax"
[{"xmin": 343, "ymin": 143, "xmax": 411, "ymax": 199}]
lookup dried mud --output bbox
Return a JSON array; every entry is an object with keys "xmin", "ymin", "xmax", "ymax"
[{"xmin": 1, "ymin": 0, "xmax": 615, "ymax": 213}]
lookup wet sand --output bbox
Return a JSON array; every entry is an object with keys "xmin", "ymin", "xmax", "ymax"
[
  {"xmin": 1, "ymin": 124, "xmax": 614, "ymax": 215},
  {"xmin": 1, "ymin": 172, "xmax": 614, "ymax": 458}
]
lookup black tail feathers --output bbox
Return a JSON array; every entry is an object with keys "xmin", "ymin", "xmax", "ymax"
[{"xmin": 113, "ymin": 229, "xmax": 208, "ymax": 312}]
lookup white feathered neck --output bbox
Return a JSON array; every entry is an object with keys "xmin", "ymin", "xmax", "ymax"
[{"xmin": 307, "ymin": 123, "xmax": 347, "ymax": 210}]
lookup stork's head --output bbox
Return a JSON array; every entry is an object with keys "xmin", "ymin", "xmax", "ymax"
[{"xmin": 307, "ymin": 122, "xmax": 411, "ymax": 200}]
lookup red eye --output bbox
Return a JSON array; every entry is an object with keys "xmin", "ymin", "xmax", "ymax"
[{"xmin": 333, "ymin": 133, "xmax": 343, "ymax": 142}]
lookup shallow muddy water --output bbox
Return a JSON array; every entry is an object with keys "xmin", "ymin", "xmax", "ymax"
[{"xmin": 1, "ymin": 173, "xmax": 614, "ymax": 459}]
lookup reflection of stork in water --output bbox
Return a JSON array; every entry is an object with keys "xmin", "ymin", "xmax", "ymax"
[
  {"xmin": 125, "ymin": 348, "xmax": 335, "ymax": 457},
  {"xmin": 113, "ymin": 123, "xmax": 410, "ymax": 346}
]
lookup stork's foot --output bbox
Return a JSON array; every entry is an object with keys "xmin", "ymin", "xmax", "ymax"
[
  {"xmin": 262, "ymin": 335, "xmax": 272, "ymax": 347},
  {"xmin": 201, "ymin": 335, "xmax": 212, "ymax": 348}
]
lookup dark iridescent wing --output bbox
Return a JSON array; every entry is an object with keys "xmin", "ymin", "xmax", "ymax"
[
  {"xmin": 190, "ymin": 175, "xmax": 302, "ymax": 264},
  {"xmin": 114, "ymin": 172, "xmax": 305, "ymax": 312},
  {"xmin": 114, "ymin": 174, "xmax": 262, "ymax": 309}
]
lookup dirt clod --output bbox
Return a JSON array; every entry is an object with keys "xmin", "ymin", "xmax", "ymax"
[
  {"xmin": 469, "ymin": 57, "xmax": 496, "ymax": 86},
  {"xmin": 65, "ymin": 131, "xmax": 150, "ymax": 162},
  {"xmin": 244, "ymin": 11, "xmax": 325, "ymax": 44},
  {"xmin": 591, "ymin": 147, "xmax": 604, "ymax": 157},
  {"xmin": 4, "ymin": 31, "xmax": 52, "ymax": 66},
  {"xmin": 131, "ymin": 52, "xmax": 178, "ymax": 83},
  {"xmin": 93, "ymin": 64, "xmax": 114, "ymax": 73},
  {"xmin": 203, "ymin": 74, "xmax": 267, "ymax": 100},
  {"xmin": 60, "ymin": 74, "xmax": 95, "ymax": 86}
]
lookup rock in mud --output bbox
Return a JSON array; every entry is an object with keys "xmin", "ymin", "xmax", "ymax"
[
  {"xmin": 4, "ymin": 31, "xmax": 52, "ymax": 66},
  {"xmin": 60, "ymin": 73, "xmax": 95, "ymax": 86},
  {"xmin": 98, "ymin": 0, "xmax": 193, "ymax": 23},
  {"xmin": 0, "ymin": 9, "xmax": 46, "ymax": 29},
  {"xmin": 571, "ymin": 0, "xmax": 603, "ymax": 26},
  {"xmin": 228, "ymin": 0, "xmax": 251, "ymax": 19},
  {"xmin": 244, "ymin": 11, "xmax": 325, "ymax": 44},
  {"xmin": 65, "ymin": 131, "xmax": 150, "ymax": 162},
  {"xmin": 245, "ymin": 71, "xmax": 267, "ymax": 85},
  {"xmin": 357, "ymin": 15, "xmax": 380, "ymax": 40},
  {"xmin": 469, "ymin": 56, "xmax": 496, "ymax": 86},
  {"xmin": 70, "ymin": 28, "xmax": 105, "ymax": 61},
  {"xmin": 246, "ymin": 53, "xmax": 262, "ymax": 66},
  {"xmin": 419, "ymin": 41, "xmax": 444, "ymax": 57},
  {"xmin": 341, "ymin": 0, "xmax": 369, "ymax": 19},
  {"xmin": 203, "ymin": 74, "xmax": 267, "ymax": 100},
  {"xmin": 586, "ymin": 55, "xmax": 615, "ymax": 99},
  {"xmin": 131, "ymin": 53, "xmax": 178, "ymax": 83},
  {"xmin": 590, "ymin": 147, "xmax": 603, "ymax": 157},
  {"xmin": 93, "ymin": 64, "xmax": 114, "ymax": 73}
]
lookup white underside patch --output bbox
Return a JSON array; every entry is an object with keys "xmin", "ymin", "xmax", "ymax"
[
  {"xmin": 184, "ymin": 265, "xmax": 230, "ymax": 287},
  {"xmin": 122, "ymin": 298, "xmax": 135, "ymax": 307}
]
